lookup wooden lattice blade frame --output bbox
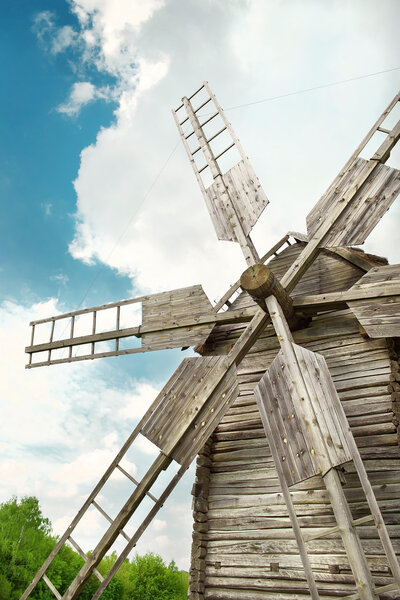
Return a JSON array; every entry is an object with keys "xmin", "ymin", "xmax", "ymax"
[{"xmin": 173, "ymin": 81, "xmax": 268, "ymax": 265}]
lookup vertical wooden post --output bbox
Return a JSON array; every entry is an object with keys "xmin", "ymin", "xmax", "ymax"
[{"xmin": 265, "ymin": 295, "xmax": 376, "ymax": 600}]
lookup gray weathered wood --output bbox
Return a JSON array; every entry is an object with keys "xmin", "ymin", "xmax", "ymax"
[{"xmin": 307, "ymin": 158, "xmax": 400, "ymax": 247}]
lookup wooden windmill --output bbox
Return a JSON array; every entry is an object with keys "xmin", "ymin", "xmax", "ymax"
[{"xmin": 21, "ymin": 84, "xmax": 400, "ymax": 600}]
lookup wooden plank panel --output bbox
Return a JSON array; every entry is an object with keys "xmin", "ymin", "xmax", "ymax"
[
  {"xmin": 307, "ymin": 158, "xmax": 400, "ymax": 248},
  {"xmin": 141, "ymin": 356, "xmax": 239, "ymax": 464},
  {"xmin": 141, "ymin": 284, "xmax": 215, "ymax": 350},
  {"xmin": 204, "ymin": 160, "xmax": 268, "ymax": 242}
]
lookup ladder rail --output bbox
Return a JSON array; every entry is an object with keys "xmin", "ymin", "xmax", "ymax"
[
  {"xmin": 319, "ymin": 364, "xmax": 400, "ymax": 588},
  {"xmin": 20, "ymin": 393, "xmax": 163, "ymax": 600}
]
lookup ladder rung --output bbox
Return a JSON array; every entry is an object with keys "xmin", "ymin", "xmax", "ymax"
[
  {"xmin": 185, "ymin": 130, "xmax": 195, "ymax": 140},
  {"xmin": 377, "ymin": 126, "xmax": 391, "ymax": 134},
  {"xmin": 43, "ymin": 575, "xmax": 62, "ymax": 600},
  {"xmin": 191, "ymin": 145, "xmax": 201, "ymax": 156},
  {"xmin": 303, "ymin": 514, "xmax": 374, "ymax": 542},
  {"xmin": 116, "ymin": 464, "xmax": 159, "ymax": 503},
  {"xmin": 188, "ymin": 83, "xmax": 205, "ymax": 101},
  {"xmin": 214, "ymin": 142, "xmax": 235, "ymax": 161},
  {"xmin": 194, "ymin": 97, "xmax": 212, "ymax": 113},
  {"xmin": 179, "ymin": 116, "xmax": 189, "ymax": 126},
  {"xmin": 92, "ymin": 500, "xmax": 131, "ymax": 542},
  {"xmin": 207, "ymin": 126, "xmax": 227, "ymax": 144},
  {"xmin": 198, "ymin": 163, "xmax": 209, "ymax": 174},
  {"xmin": 199, "ymin": 112, "xmax": 218, "ymax": 128},
  {"xmin": 68, "ymin": 536, "xmax": 104, "ymax": 582}
]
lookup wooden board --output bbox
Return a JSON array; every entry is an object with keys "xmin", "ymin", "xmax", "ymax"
[
  {"xmin": 306, "ymin": 158, "xmax": 400, "ymax": 248},
  {"xmin": 142, "ymin": 285, "xmax": 215, "ymax": 350},
  {"xmin": 254, "ymin": 344, "xmax": 352, "ymax": 487},
  {"xmin": 140, "ymin": 356, "xmax": 239, "ymax": 464},
  {"xmin": 205, "ymin": 160, "xmax": 268, "ymax": 242},
  {"xmin": 347, "ymin": 265, "xmax": 400, "ymax": 338}
]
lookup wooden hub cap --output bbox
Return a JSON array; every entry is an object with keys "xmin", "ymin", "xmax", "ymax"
[{"xmin": 240, "ymin": 264, "xmax": 276, "ymax": 299}]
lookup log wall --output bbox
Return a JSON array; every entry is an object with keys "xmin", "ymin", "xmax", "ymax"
[{"xmin": 189, "ymin": 244, "xmax": 400, "ymax": 600}]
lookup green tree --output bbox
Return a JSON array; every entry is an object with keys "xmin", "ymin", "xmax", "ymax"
[
  {"xmin": 0, "ymin": 496, "xmax": 55, "ymax": 600},
  {"xmin": 127, "ymin": 553, "xmax": 187, "ymax": 600}
]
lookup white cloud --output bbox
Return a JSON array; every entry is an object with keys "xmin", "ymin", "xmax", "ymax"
[
  {"xmin": 118, "ymin": 382, "xmax": 159, "ymax": 420},
  {"xmin": 52, "ymin": 25, "xmax": 78, "ymax": 54},
  {"xmin": 51, "ymin": 447, "xmax": 136, "ymax": 485},
  {"xmin": 57, "ymin": 81, "xmax": 106, "ymax": 116},
  {"xmin": 60, "ymin": 0, "xmax": 400, "ymax": 302},
  {"xmin": 152, "ymin": 518, "xmax": 166, "ymax": 532}
]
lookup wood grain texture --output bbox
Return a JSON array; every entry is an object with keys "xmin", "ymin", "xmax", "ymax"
[
  {"xmin": 205, "ymin": 160, "xmax": 268, "ymax": 243},
  {"xmin": 191, "ymin": 244, "xmax": 400, "ymax": 600},
  {"xmin": 307, "ymin": 158, "xmax": 400, "ymax": 248}
]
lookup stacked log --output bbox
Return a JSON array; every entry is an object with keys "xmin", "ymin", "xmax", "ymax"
[{"xmin": 190, "ymin": 243, "xmax": 400, "ymax": 599}]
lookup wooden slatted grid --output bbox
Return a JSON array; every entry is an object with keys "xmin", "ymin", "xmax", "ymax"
[
  {"xmin": 140, "ymin": 356, "xmax": 239, "ymax": 464},
  {"xmin": 25, "ymin": 285, "xmax": 216, "ymax": 367},
  {"xmin": 173, "ymin": 81, "xmax": 268, "ymax": 259},
  {"xmin": 141, "ymin": 284, "xmax": 215, "ymax": 350}
]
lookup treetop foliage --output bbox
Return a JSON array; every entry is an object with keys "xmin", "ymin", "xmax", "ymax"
[{"xmin": 0, "ymin": 496, "xmax": 188, "ymax": 600}]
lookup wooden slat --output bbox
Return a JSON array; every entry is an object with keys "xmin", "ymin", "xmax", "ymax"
[
  {"xmin": 205, "ymin": 160, "xmax": 269, "ymax": 242},
  {"xmin": 43, "ymin": 575, "xmax": 62, "ymax": 600},
  {"xmin": 307, "ymin": 159, "xmax": 400, "ymax": 248},
  {"xmin": 140, "ymin": 356, "xmax": 239, "ymax": 464}
]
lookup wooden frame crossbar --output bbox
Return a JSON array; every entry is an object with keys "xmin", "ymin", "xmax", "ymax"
[{"xmin": 25, "ymin": 234, "xmax": 294, "ymax": 368}]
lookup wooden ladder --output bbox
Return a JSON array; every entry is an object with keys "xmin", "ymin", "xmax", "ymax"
[{"xmin": 20, "ymin": 355, "xmax": 240, "ymax": 600}]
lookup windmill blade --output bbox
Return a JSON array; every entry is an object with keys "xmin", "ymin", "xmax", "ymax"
[
  {"xmin": 21, "ymin": 306, "xmax": 271, "ymax": 600},
  {"xmin": 173, "ymin": 81, "xmax": 268, "ymax": 265},
  {"xmin": 25, "ymin": 235, "xmax": 296, "ymax": 369},
  {"xmin": 25, "ymin": 284, "xmax": 218, "ymax": 367},
  {"xmin": 307, "ymin": 158, "xmax": 400, "ymax": 248},
  {"xmin": 345, "ymin": 264, "xmax": 400, "ymax": 338},
  {"xmin": 281, "ymin": 91, "xmax": 400, "ymax": 294},
  {"xmin": 290, "ymin": 263, "xmax": 400, "ymax": 338},
  {"xmin": 307, "ymin": 92, "xmax": 400, "ymax": 248},
  {"xmin": 247, "ymin": 283, "xmax": 400, "ymax": 595}
]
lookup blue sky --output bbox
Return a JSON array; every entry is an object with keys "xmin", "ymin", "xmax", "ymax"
[{"xmin": 1, "ymin": 0, "xmax": 399, "ymax": 574}]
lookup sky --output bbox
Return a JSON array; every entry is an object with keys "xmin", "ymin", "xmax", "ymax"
[{"xmin": 1, "ymin": 0, "xmax": 399, "ymax": 576}]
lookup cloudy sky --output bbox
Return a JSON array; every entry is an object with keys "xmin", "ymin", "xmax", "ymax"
[{"xmin": 1, "ymin": 0, "xmax": 399, "ymax": 574}]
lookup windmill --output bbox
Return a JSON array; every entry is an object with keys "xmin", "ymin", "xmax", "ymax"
[{"xmin": 21, "ymin": 84, "xmax": 400, "ymax": 600}]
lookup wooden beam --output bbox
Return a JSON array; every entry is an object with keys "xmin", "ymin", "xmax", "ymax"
[
  {"xmin": 281, "ymin": 113, "xmax": 400, "ymax": 294},
  {"xmin": 264, "ymin": 295, "xmax": 376, "ymax": 600},
  {"xmin": 240, "ymin": 263, "xmax": 294, "ymax": 318},
  {"xmin": 293, "ymin": 280, "xmax": 400, "ymax": 311}
]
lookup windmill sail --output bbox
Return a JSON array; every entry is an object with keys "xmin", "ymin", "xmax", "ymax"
[
  {"xmin": 25, "ymin": 285, "xmax": 217, "ymax": 367},
  {"xmin": 306, "ymin": 92, "xmax": 400, "ymax": 249},
  {"xmin": 173, "ymin": 81, "xmax": 268, "ymax": 265}
]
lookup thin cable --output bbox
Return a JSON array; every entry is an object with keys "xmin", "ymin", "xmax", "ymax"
[
  {"xmin": 223, "ymin": 67, "xmax": 400, "ymax": 112},
  {"xmin": 74, "ymin": 136, "xmax": 182, "ymax": 312}
]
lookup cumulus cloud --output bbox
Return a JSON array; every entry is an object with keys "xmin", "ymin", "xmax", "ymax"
[
  {"xmin": 59, "ymin": 0, "xmax": 400, "ymax": 301},
  {"xmin": 57, "ymin": 81, "xmax": 111, "ymax": 116}
]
